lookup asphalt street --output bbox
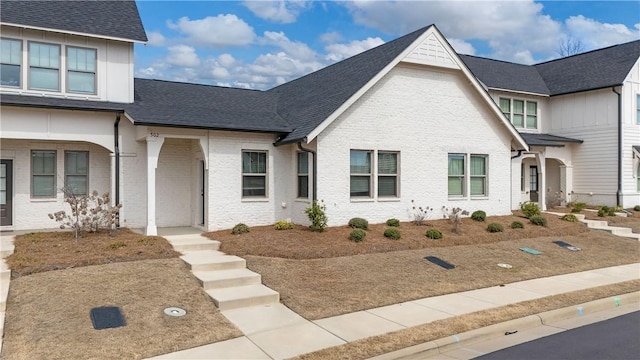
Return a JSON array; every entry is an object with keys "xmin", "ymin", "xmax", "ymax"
[{"xmin": 475, "ymin": 311, "xmax": 640, "ymax": 360}]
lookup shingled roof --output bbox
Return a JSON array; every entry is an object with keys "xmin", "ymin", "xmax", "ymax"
[
  {"xmin": 269, "ymin": 25, "xmax": 430, "ymax": 144},
  {"xmin": 460, "ymin": 55, "xmax": 550, "ymax": 95},
  {"xmin": 461, "ymin": 40, "xmax": 639, "ymax": 96},
  {"xmin": 0, "ymin": 1, "xmax": 147, "ymax": 42},
  {"xmin": 126, "ymin": 79, "xmax": 291, "ymax": 133},
  {"xmin": 535, "ymin": 40, "xmax": 640, "ymax": 95}
]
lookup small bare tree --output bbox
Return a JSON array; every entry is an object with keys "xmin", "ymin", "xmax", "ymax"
[
  {"xmin": 49, "ymin": 188, "xmax": 122, "ymax": 239},
  {"xmin": 557, "ymin": 36, "xmax": 585, "ymax": 57},
  {"xmin": 445, "ymin": 207, "xmax": 470, "ymax": 234}
]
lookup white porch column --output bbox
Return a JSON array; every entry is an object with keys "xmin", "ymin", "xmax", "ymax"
[
  {"xmin": 535, "ymin": 151, "xmax": 547, "ymax": 211},
  {"xmin": 145, "ymin": 136, "xmax": 164, "ymax": 236},
  {"xmin": 560, "ymin": 165, "xmax": 573, "ymax": 204}
]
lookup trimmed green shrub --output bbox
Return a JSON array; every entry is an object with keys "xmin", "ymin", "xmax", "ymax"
[
  {"xmin": 487, "ymin": 223, "xmax": 504, "ymax": 233},
  {"xmin": 520, "ymin": 201, "xmax": 541, "ymax": 218},
  {"xmin": 305, "ymin": 200, "xmax": 328, "ymax": 232},
  {"xmin": 386, "ymin": 218, "xmax": 400, "ymax": 227},
  {"xmin": 231, "ymin": 223, "xmax": 250, "ymax": 234},
  {"xmin": 597, "ymin": 206, "xmax": 615, "ymax": 217},
  {"xmin": 384, "ymin": 228, "xmax": 401, "ymax": 240},
  {"xmin": 510, "ymin": 221, "xmax": 524, "ymax": 229},
  {"xmin": 137, "ymin": 236, "xmax": 157, "ymax": 245},
  {"xmin": 348, "ymin": 217, "xmax": 369, "ymax": 230},
  {"xmin": 274, "ymin": 220, "xmax": 294, "ymax": 230},
  {"xmin": 635, "ymin": 205, "xmax": 640, "ymax": 211},
  {"xmin": 471, "ymin": 210, "xmax": 486, "ymax": 222},
  {"xmin": 107, "ymin": 240, "xmax": 126, "ymax": 249},
  {"xmin": 561, "ymin": 214, "xmax": 579, "ymax": 222},
  {"xmin": 570, "ymin": 202, "xmax": 586, "ymax": 213},
  {"xmin": 529, "ymin": 215, "xmax": 547, "ymax": 226},
  {"xmin": 425, "ymin": 229, "xmax": 443, "ymax": 239},
  {"xmin": 349, "ymin": 229, "xmax": 366, "ymax": 242}
]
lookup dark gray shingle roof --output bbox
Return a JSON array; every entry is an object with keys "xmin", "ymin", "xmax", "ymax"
[
  {"xmin": 460, "ymin": 55, "xmax": 550, "ymax": 95},
  {"xmin": 0, "ymin": 93, "xmax": 127, "ymax": 112},
  {"xmin": 521, "ymin": 133, "xmax": 583, "ymax": 147},
  {"xmin": 270, "ymin": 25, "xmax": 431, "ymax": 144},
  {"xmin": 535, "ymin": 40, "xmax": 640, "ymax": 95},
  {"xmin": 0, "ymin": 1, "xmax": 147, "ymax": 42},
  {"xmin": 127, "ymin": 79, "xmax": 291, "ymax": 133}
]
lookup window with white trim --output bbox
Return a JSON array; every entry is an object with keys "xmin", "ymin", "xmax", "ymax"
[
  {"xmin": 499, "ymin": 97, "xmax": 537, "ymax": 129},
  {"xmin": 67, "ymin": 46, "xmax": 96, "ymax": 94},
  {"xmin": 448, "ymin": 154, "xmax": 465, "ymax": 196},
  {"xmin": 470, "ymin": 155, "xmax": 487, "ymax": 196},
  {"xmin": 378, "ymin": 151, "xmax": 399, "ymax": 197},
  {"xmin": 242, "ymin": 151, "xmax": 267, "ymax": 197},
  {"xmin": 350, "ymin": 150, "xmax": 372, "ymax": 197},
  {"xmin": 29, "ymin": 42, "xmax": 60, "ymax": 91},
  {"xmin": 32, "ymin": 150, "xmax": 56, "ymax": 197},
  {"xmin": 1, "ymin": 38, "xmax": 21, "ymax": 87},
  {"xmin": 65, "ymin": 151, "xmax": 88, "ymax": 196},
  {"xmin": 297, "ymin": 152, "xmax": 309, "ymax": 198}
]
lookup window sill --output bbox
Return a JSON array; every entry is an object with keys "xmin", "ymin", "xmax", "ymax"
[
  {"xmin": 377, "ymin": 197, "xmax": 401, "ymax": 202},
  {"xmin": 471, "ymin": 196, "xmax": 489, "ymax": 200},
  {"xmin": 350, "ymin": 198, "xmax": 375, "ymax": 203},
  {"xmin": 30, "ymin": 197, "xmax": 58, "ymax": 203},
  {"xmin": 241, "ymin": 198, "xmax": 269, "ymax": 203},
  {"xmin": 295, "ymin": 198, "xmax": 311, "ymax": 204},
  {"xmin": 447, "ymin": 197, "xmax": 467, "ymax": 201}
]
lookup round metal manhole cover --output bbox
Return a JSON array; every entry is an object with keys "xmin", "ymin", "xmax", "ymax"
[{"xmin": 164, "ymin": 307, "xmax": 187, "ymax": 317}]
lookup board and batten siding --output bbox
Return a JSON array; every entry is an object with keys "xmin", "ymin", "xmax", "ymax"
[
  {"xmin": 315, "ymin": 64, "xmax": 515, "ymax": 226},
  {"xmin": 621, "ymin": 58, "xmax": 640, "ymax": 207}
]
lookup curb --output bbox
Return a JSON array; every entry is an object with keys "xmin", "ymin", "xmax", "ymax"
[{"xmin": 369, "ymin": 291, "xmax": 640, "ymax": 360}]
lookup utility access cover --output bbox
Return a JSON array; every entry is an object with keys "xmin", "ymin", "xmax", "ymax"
[{"xmin": 90, "ymin": 306, "xmax": 126, "ymax": 330}]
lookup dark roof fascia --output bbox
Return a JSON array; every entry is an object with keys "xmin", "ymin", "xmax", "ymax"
[
  {"xmin": 273, "ymin": 134, "xmax": 305, "ymax": 146},
  {"xmin": 548, "ymin": 84, "xmax": 623, "ymax": 97},
  {"xmin": 0, "ymin": 98, "xmax": 126, "ymax": 113},
  {"xmin": 521, "ymin": 133, "xmax": 583, "ymax": 147},
  {"xmin": 632, "ymin": 145, "xmax": 640, "ymax": 155},
  {"xmin": 132, "ymin": 121, "xmax": 289, "ymax": 135}
]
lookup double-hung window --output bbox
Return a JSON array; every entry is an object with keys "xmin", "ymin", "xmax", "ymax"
[
  {"xmin": 378, "ymin": 152, "xmax": 398, "ymax": 197},
  {"xmin": 65, "ymin": 151, "xmax": 89, "ymax": 196},
  {"xmin": 350, "ymin": 150, "xmax": 372, "ymax": 197},
  {"xmin": 242, "ymin": 151, "xmax": 267, "ymax": 197},
  {"xmin": 67, "ymin": 46, "xmax": 96, "ymax": 94},
  {"xmin": 448, "ymin": 154, "xmax": 465, "ymax": 197},
  {"xmin": 499, "ymin": 97, "xmax": 537, "ymax": 129},
  {"xmin": 29, "ymin": 42, "xmax": 60, "ymax": 91},
  {"xmin": 32, "ymin": 150, "xmax": 56, "ymax": 197},
  {"xmin": 470, "ymin": 155, "xmax": 487, "ymax": 196},
  {"xmin": 1, "ymin": 38, "xmax": 21, "ymax": 87},
  {"xmin": 297, "ymin": 152, "xmax": 309, "ymax": 198}
]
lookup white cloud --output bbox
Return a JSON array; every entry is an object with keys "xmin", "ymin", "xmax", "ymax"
[
  {"xmin": 261, "ymin": 31, "xmax": 317, "ymax": 61},
  {"xmin": 146, "ymin": 31, "xmax": 166, "ymax": 46},
  {"xmin": 324, "ymin": 37, "xmax": 384, "ymax": 61},
  {"xmin": 565, "ymin": 15, "xmax": 640, "ymax": 49},
  {"xmin": 342, "ymin": 0, "xmax": 563, "ymax": 63},
  {"xmin": 167, "ymin": 15, "xmax": 256, "ymax": 47},
  {"xmin": 137, "ymin": 66, "xmax": 163, "ymax": 78},
  {"xmin": 447, "ymin": 38, "xmax": 475, "ymax": 55},
  {"xmin": 242, "ymin": 1, "xmax": 310, "ymax": 24},
  {"xmin": 165, "ymin": 45, "xmax": 200, "ymax": 67},
  {"xmin": 320, "ymin": 31, "xmax": 342, "ymax": 44}
]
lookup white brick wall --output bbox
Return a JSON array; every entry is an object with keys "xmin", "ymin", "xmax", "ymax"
[{"xmin": 316, "ymin": 64, "xmax": 514, "ymax": 226}]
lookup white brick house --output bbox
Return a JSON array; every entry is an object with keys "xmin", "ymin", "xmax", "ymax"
[{"xmin": 1, "ymin": 2, "xmax": 637, "ymax": 234}]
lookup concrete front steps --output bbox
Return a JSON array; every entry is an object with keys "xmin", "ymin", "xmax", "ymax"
[
  {"xmin": 545, "ymin": 211, "xmax": 640, "ymax": 240},
  {"xmin": 163, "ymin": 234, "xmax": 279, "ymax": 311}
]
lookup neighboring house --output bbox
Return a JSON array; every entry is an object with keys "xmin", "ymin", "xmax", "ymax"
[
  {"xmin": 461, "ymin": 40, "xmax": 640, "ymax": 210},
  {"xmin": 0, "ymin": 2, "xmax": 636, "ymax": 235}
]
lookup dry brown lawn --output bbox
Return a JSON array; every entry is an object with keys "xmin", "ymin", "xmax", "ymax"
[
  {"xmin": 6, "ymin": 228, "xmax": 181, "ymax": 278},
  {"xmin": 1, "ymin": 258, "xmax": 242, "ymax": 360},
  {"xmin": 293, "ymin": 280, "xmax": 640, "ymax": 360},
  {"xmin": 204, "ymin": 214, "xmax": 640, "ymax": 320}
]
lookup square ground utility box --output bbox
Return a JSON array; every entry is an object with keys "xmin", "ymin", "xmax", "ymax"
[{"xmin": 90, "ymin": 306, "xmax": 126, "ymax": 330}]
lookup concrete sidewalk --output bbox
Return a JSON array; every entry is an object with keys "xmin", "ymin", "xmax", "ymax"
[{"xmin": 148, "ymin": 262, "xmax": 640, "ymax": 360}]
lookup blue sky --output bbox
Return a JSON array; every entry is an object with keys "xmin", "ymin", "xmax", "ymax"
[{"xmin": 133, "ymin": 1, "xmax": 640, "ymax": 90}]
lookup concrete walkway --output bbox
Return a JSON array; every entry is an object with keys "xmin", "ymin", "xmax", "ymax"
[{"xmin": 149, "ymin": 262, "xmax": 640, "ymax": 360}]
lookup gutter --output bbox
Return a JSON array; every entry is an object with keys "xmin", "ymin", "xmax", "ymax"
[
  {"xmin": 297, "ymin": 141, "xmax": 317, "ymax": 202},
  {"xmin": 114, "ymin": 113, "xmax": 121, "ymax": 228},
  {"xmin": 612, "ymin": 86, "xmax": 622, "ymax": 207}
]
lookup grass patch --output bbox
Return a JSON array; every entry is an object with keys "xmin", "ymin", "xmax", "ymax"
[
  {"xmin": 1, "ymin": 258, "xmax": 242, "ymax": 360},
  {"xmin": 6, "ymin": 228, "xmax": 180, "ymax": 278},
  {"xmin": 244, "ymin": 230, "xmax": 639, "ymax": 319},
  {"xmin": 292, "ymin": 280, "xmax": 640, "ymax": 360}
]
